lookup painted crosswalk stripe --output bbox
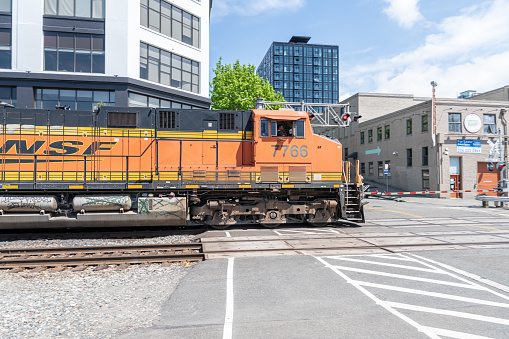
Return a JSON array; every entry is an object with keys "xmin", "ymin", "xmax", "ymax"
[
  {"xmin": 355, "ymin": 280, "xmax": 509, "ymax": 308},
  {"xmin": 421, "ymin": 326, "xmax": 495, "ymax": 339},
  {"xmin": 386, "ymin": 301, "xmax": 509, "ymax": 326},
  {"xmin": 315, "ymin": 256, "xmax": 441, "ymax": 339},
  {"xmin": 406, "ymin": 254, "xmax": 509, "ymax": 299},
  {"xmin": 327, "ymin": 257, "xmax": 446, "ymax": 274},
  {"xmin": 328, "ymin": 265, "xmax": 484, "ymax": 290}
]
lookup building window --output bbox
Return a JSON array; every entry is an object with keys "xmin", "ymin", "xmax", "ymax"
[
  {"xmin": 484, "ymin": 114, "xmax": 496, "ymax": 134},
  {"xmin": 385, "ymin": 125, "xmax": 390, "ymax": 139},
  {"xmin": 140, "ymin": 42, "xmax": 200, "ymax": 94},
  {"xmin": 141, "ymin": 0, "xmax": 200, "ymax": 48},
  {"xmin": 407, "ymin": 119, "xmax": 412, "ymax": 134},
  {"xmin": 368, "ymin": 162, "xmax": 373, "ymax": 175},
  {"xmin": 377, "ymin": 127, "xmax": 382, "ymax": 141},
  {"xmin": 368, "ymin": 130, "xmax": 373, "ymax": 143},
  {"xmin": 422, "ymin": 115, "xmax": 428, "ymax": 132},
  {"xmin": 35, "ymin": 88, "xmax": 114, "ymax": 110},
  {"xmin": 448, "ymin": 113, "xmax": 462, "ymax": 133},
  {"xmin": 360, "ymin": 131, "xmax": 365, "ymax": 144},
  {"xmin": 360, "ymin": 162, "xmax": 365, "ymax": 174},
  {"xmin": 378, "ymin": 161, "xmax": 383, "ymax": 177},
  {"xmin": 44, "ymin": 32, "xmax": 104, "ymax": 73},
  {"xmin": 422, "ymin": 147, "xmax": 428, "ymax": 166},
  {"xmin": 0, "ymin": 87, "xmax": 16, "ymax": 106},
  {"xmin": 44, "ymin": 0, "xmax": 104, "ymax": 19},
  {"xmin": 407, "ymin": 148, "xmax": 412, "ymax": 167},
  {"xmin": 0, "ymin": 1, "xmax": 11, "ymax": 12},
  {"xmin": 128, "ymin": 92, "xmax": 197, "ymax": 109},
  {"xmin": 0, "ymin": 28, "xmax": 10, "ymax": 69},
  {"xmin": 422, "ymin": 170, "xmax": 430, "ymax": 189}
]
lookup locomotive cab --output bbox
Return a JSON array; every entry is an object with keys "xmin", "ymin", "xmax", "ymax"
[{"xmin": 251, "ymin": 109, "xmax": 342, "ymax": 184}]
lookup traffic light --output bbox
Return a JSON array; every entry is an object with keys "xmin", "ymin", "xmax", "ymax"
[
  {"xmin": 340, "ymin": 107, "xmax": 350, "ymax": 121},
  {"xmin": 487, "ymin": 162, "xmax": 495, "ymax": 171},
  {"xmin": 497, "ymin": 162, "xmax": 506, "ymax": 171}
]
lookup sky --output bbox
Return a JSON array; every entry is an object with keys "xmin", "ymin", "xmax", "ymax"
[{"xmin": 209, "ymin": 0, "xmax": 509, "ymax": 100}]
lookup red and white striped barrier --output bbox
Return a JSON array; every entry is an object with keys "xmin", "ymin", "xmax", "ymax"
[{"xmin": 366, "ymin": 189, "xmax": 498, "ymax": 196}]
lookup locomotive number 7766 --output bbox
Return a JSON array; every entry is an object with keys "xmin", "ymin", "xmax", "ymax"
[{"xmin": 271, "ymin": 145, "xmax": 308, "ymax": 157}]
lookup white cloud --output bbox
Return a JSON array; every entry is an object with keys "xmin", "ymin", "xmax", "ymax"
[
  {"xmin": 212, "ymin": 0, "xmax": 305, "ymax": 21},
  {"xmin": 344, "ymin": 0, "xmax": 509, "ymax": 97},
  {"xmin": 383, "ymin": 0, "xmax": 424, "ymax": 29}
]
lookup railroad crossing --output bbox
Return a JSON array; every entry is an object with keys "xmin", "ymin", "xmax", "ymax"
[{"xmin": 122, "ymin": 196, "xmax": 509, "ymax": 339}]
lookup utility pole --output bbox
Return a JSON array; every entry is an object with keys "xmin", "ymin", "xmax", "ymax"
[{"xmin": 500, "ymin": 109, "xmax": 508, "ymax": 207}]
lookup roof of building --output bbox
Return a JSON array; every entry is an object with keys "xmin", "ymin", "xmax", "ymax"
[{"xmin": 289, "ymin": 36, "xmax": 311, "ymax": 44}]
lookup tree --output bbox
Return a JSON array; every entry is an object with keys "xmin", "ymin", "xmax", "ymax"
[{"xmin": 210, "ymin": 59, "xmax": 284, "ymax": 110}]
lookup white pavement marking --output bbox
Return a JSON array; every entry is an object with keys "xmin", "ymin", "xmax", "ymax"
[
  {"xmin": 386, "ymin": 301, "xmax": 509, "ymax": 326},
  {"xmin": 368, "ymin": 254, "xmax": 416, "ymax": 261},
  {"xmin": 273, "ymin": 228, "xmax": 341, "ymax": 235},
  {"xmin": 315, "ymin": 256, "xmax": 441, "ymax": 339},
  {"xmin": 224, "ymin": 231, "xmax": 231, "ymax": 238},
  {"xmin": 421, "ymin": 326, "xmax": 495, "ymax": 339},
  {"xmin": 355, "ymin": 281, "xmax": 509, "ymax": 308},
  {"xmin": 326, "ymin": 265, "xmax": 484, "ymax": 290},
  {"xmin": 409, "ymin": 253, "xmax": 509, "ymax": 298},
  {"xmin": 222, "ymin": 258, "xmax": 234, "ymax": 339},
  {"xmin": 327, "ymin": 257, "xmax": 446, "ymax": 274}
]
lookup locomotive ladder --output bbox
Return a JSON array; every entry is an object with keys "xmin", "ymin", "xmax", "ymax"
[{"xmin": 342, "ymin": 160, "xmax": 365, "ymax": 222}]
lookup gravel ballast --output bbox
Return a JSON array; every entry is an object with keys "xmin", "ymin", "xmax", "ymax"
[{"xmin": 0, "ymin": 263, "xmax": 193, "ymax": 338}]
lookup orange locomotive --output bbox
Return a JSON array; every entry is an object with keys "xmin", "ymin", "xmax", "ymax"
[{"xmin": 0, "ymin": 105, "xmax": 364, "ymax": 229}]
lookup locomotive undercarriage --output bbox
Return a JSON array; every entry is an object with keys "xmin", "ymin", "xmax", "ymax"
[
  {"xmin": 190, "ymin": 189, "xmax": 355, "ymax": 229},
  {"xmin": 0, "ymin": 185, "xmax": 364, "ymax": 229}
]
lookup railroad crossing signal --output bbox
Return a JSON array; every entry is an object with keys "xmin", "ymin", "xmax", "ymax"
[
  {"xmin": 497, "ymin": 162, "xmax": 506, "ymax": 171},
  {"xmin": 487, "ymin": 162, "xmax": 495, "ymax": 171},
  {"xmin": 488, "ymin": 139, "xmax": 501, "ymax": 159},
  {"xmin": 340, "ymin": 107, "xmax": 350, "ymax": 121}
]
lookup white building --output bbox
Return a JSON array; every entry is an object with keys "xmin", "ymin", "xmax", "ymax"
[{"xmin": 0, "ymin": 0, "xmax": 211, "ymax": 109}]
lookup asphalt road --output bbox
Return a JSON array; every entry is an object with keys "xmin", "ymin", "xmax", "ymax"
[{"xmin": 123, "ymin": 197, "xmax": 509, "ymax": 339}]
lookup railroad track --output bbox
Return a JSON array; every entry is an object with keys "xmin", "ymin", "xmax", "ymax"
[
  {"xmin": 198, "ymin": 232, "xmax": 509, "ymax": 258},
  {"xmin": 4, "ymin": 231, "xmax": 509, "ymax": 271},
  {"xmin": 0, "ymin": 243, "xmax": 204, "ymax": 272}
]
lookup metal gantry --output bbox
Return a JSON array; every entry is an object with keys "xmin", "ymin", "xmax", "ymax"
[{"xmin": 254, "ymin": 98, "xmax": 354, "ymax": 132}]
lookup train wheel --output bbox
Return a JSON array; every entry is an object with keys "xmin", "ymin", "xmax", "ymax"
[
  {"xmin": 206, "ymin": 212, "xmax": 232, "ymax": 230},
  {"xmin": 210, "ymin": 224, "xmax": 230, "ymax": 230},
  {"xmin": 262, "ymin": 223, "xmax": 280, "ymax": 229},
  {"xmin": 260, "ymin": 210, "xmax": 282, "ymax": 229}
]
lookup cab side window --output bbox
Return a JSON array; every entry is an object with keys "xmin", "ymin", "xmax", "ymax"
[
  {"xmin": 271, "ymin": 121, "xmax": 277, "ymax": 137},
  {"xmin": 260, "ymin": 119, "xmax": 269, "ymax": 137},
  {"xmin": 295, "ymin": 120, "xmax": 305, "ymax": 138}
]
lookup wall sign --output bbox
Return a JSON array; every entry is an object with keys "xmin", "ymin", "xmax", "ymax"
[
  {"xmin": 464, "ymin": 113, "xmax": 482, "ymax": 133},
  {"xmin": 457, "ymin": 139, "xmax": 481, "ymax": 153}
]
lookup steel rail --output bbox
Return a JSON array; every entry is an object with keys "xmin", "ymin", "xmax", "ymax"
[
  {"xmin": 0, "ymin": 243, "xmax": 204, "ymax": 269},
  {"xmin": 0, "ymin": 242, "xmax": 202, "ymax": 254}
]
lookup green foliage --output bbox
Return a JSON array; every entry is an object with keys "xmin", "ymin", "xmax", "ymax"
[{"xmin": 210, "ymin": 59, "xmax": 285, "ymax": 110}]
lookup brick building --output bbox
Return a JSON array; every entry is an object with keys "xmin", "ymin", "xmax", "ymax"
[{"xmin": 338, "ymin": 86, "xmax": 509, "ymax": 198}]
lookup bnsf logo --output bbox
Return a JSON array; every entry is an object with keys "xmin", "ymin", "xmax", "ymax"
[{"xmin": 0, "ymin": 140, "xmax": 118, "ymax": 155}]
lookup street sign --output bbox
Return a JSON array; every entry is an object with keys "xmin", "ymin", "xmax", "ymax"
[
  {"xmin": 457, "ymin": 139, "xmax": 481, "ymax": 153},
  {"xmin": 365, "ymin": 147, "xmax": 381, "ymax": 156}
]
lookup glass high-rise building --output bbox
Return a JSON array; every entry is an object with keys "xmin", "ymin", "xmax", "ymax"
[{"xmin": 257, "ymin": 36, "xmax": 339, "ymax": 104}]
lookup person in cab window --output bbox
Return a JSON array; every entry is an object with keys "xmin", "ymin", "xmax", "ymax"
[{"xmin": 277, "ymin": 124, "xmax": 287, "ymax": 136}]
